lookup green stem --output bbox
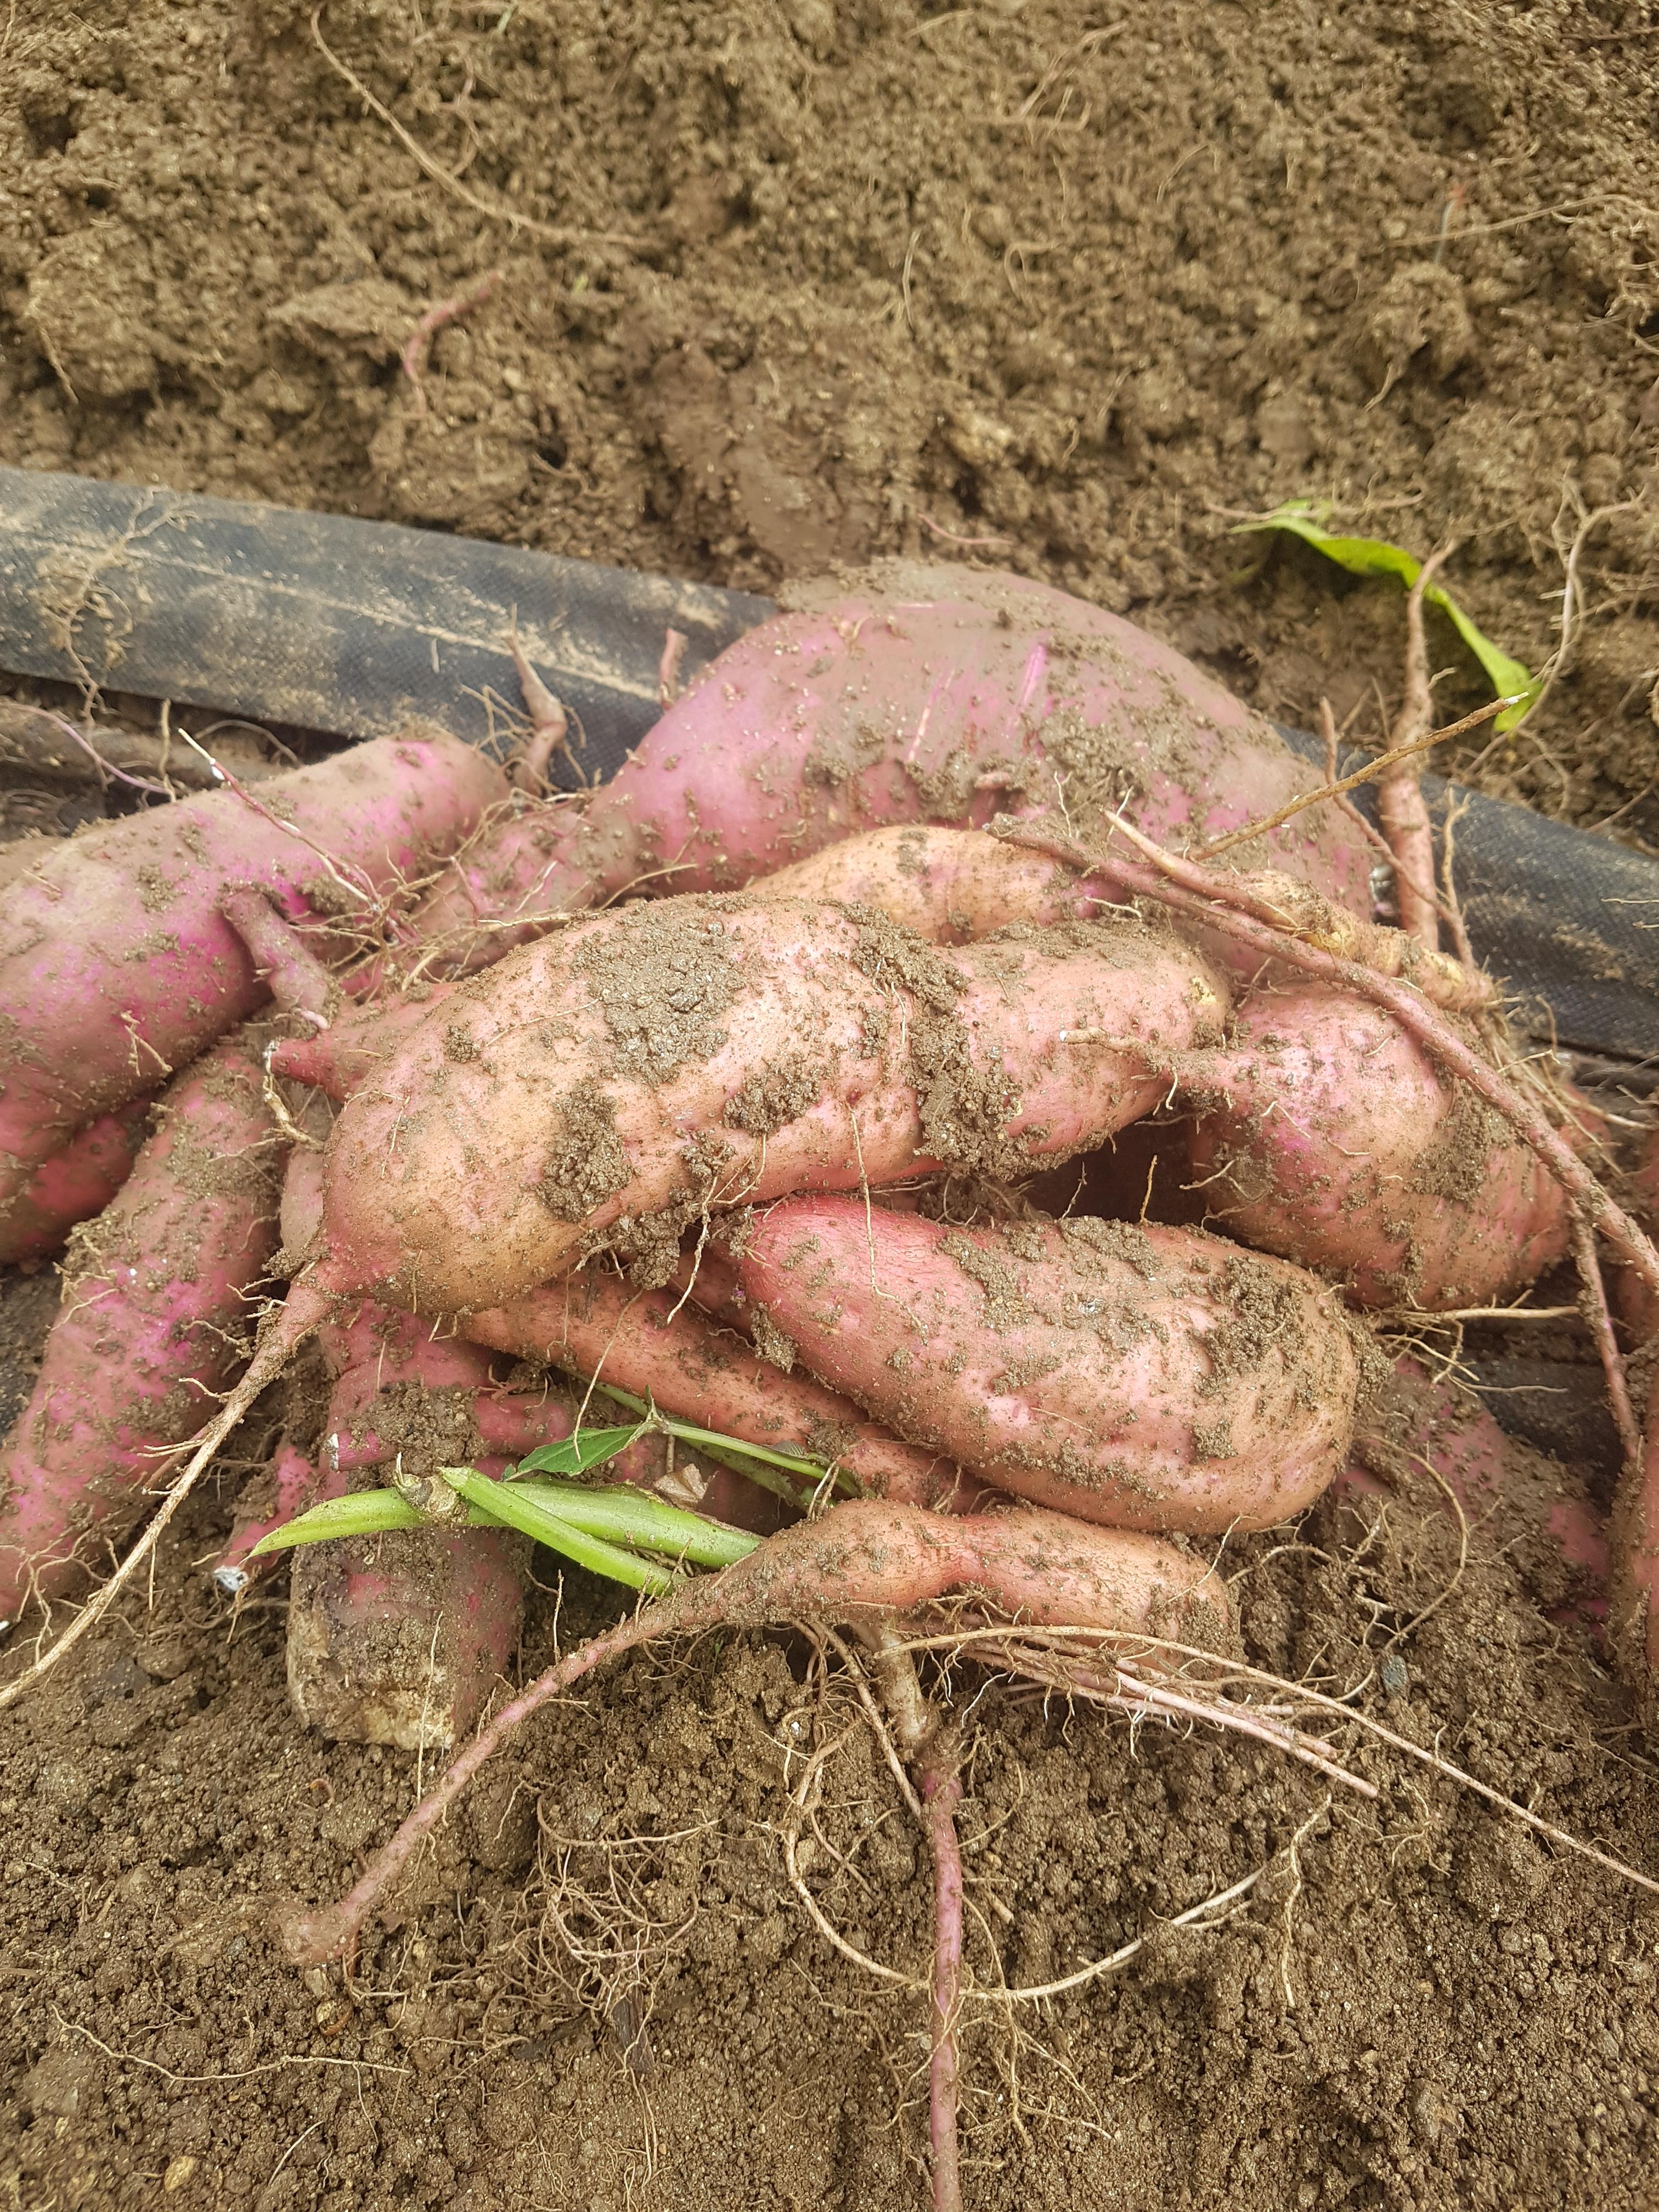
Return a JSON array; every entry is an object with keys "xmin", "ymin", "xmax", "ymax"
[
  {"xmin": 441, "ymin": 1466, "xmax": 677, "ymax": 1595},
  {"xmin": 251, "ymin": 1490, "xmax": 427, "ymax": 1551},
  {"xmin": 507, "ymin": 1479, "xmax": 759, "ymax": 1569}
]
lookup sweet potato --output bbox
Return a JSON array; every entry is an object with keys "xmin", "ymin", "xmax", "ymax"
[
  {"xmin": 1613, "ymin": 1360, "xmax": 1659, "ymax": 1686},
  {"xmin": 464, "ymin": 1268, "xmax": 974, "ymax": 1511},
  {"xmin": 286, "ymin": 1526, "xmax": 526, "ymax": 1753},
  {"xmin": 721, "ymin": 1198, "xmax": 1359, "ymax": 1533},
  {"xmin": 268, "ymin": 983, "xmax": 462, "ymax": 1101},
  {"xmin": 1186, "ymin": 983, "xmax": 1573, "ymax": 1310},
  {"xmin": 756, "ymin": 825, "xmax": 1107, "ymax": 944},
  {"xmin": 0, "ymin": 728, "xmax": 505, "ymax": 1214},
  {"xmin": 217, "ymin": 1437, "xmax": 326, "ymax": 1594},
  {"xmin": 1614, "ymin": 1125, "xmax": 1659, "ymax": 1345},
  {"xmin": 272, "ymin": 828, "xmax": 1093, "ymax": 1102},
  {"xmin": 382, "ymin": 567, "xmax": 1370, "ymax": 972},
  {"xmin": 688, "ymin": 1497, "xmax": 1231, "ymax": 1638},
  {"xmin": 0, "ymin": 1031, "xmax": 283, "ymax": 1624},
  {"xmin": 0, "ymin": 1097, "xmax": 154, "ymax": 1264},
  {"xmin": 307, "ymin": 896, "xmax": 1229, "ymax": 1316},
  {"xmin": 274, "ymin": 1300, "xmax": 528, "ymax": 1748}
]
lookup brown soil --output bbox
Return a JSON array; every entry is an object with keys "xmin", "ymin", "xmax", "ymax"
[{"xmin": 3, "ymin": 3, "xmax": 1659, "ymax": 2208}]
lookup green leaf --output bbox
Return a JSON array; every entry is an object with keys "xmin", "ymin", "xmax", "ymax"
[
  {"xmin": 441, "ymin": 1465, "xmax": 678, "ymax": 1595},
  {"xmin": 249, "ymin": 1489, "xmax": 425, "ymax": 1554},
  {"xmin": 1232, "ymin": 500, "xmax": 1540, "ymax": 733},
  {"xmin": 510, "ymin": 1422, "xmax": 647, "ymax": 1480}
]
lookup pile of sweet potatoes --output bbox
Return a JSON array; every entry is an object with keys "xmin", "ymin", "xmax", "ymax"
[{"xmin": 0, "ymin": 563, "xmax": 1644, "ymax": 1730}]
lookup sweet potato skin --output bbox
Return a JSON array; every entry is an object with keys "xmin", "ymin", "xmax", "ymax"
[
  {"xmin": 0, "ymin": 730, "xmax": 505, "ymax": 1210},
  {"xmin": 0, "ymin": 1031, "xmax": 283, "ymax": 1623},
  {"xmin": 724, "ymin": 1199, "xmax": 1360, "ymax": 1534},
  {"xmin": 391, "ymin": 569, "xmax": 1370, "ymax": 968},
  {"xmin": 755, "ymin": 826, "xmax": 1103, "ymax": 944},
  {"xmin": 1187, "ymin": 984, "xmax": 1572, "ymax": 1310},
  {"xmin": 286, "ymin": 1526, "xmax": 526, "ymax": 1752},
  {"xmin": 313, "ymin": 896, "xmax": 1228, "ymax": 1315},
  {"xmin": 0, "ymin": 1097, "xmax": 154, "ymax": 1263}
]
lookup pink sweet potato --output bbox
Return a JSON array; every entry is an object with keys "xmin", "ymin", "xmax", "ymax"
[
  {"xmin": 1614, "ymin": 1125, "xmax": 1659, "ymax": 1345},
  {"xmin": 1332, "ymin": 1356, "xmax": 1609, "ymax": 1632},
  {"xmin": 0, "ymin": 1030, "xmax": 283, "ymax": 1624},
  {"xmin": 218, "ymin": 1437, "xmax": 326, "ymax": 1593},
  {"xmin": 268, "ymin": 983, "xmax": 462, "ymax": 1101},
  {"xmin": 723, "ymin": 1198, "xmax": 1359, "ymax": 1534},
  {"xmin": 690, "ymin": 1496, "xmax": 1232, "ymax": 1641},
  {"xmin": 465, "ymin": 1268, "xmax": 974, "ymax": 1511},
  {"xmin": 382, "ymin": 568, "xmax": 1370, "ymax": 972},
  {"xmin": 277, "ymin": 1301, "xmax": 524, "ymax": 1748},
  {"xmin": 0, "ymin": 1096, "xmax": 155, "ymax": 1264},
  {"xmin": 307, "ymin": 896, "xmax": 1229, "ymax": 1316},
  {"xmin": 0, "ymin": 729, "xmax": 505, "ymax": 1213},
  {"xmin": 1186, "ymin": 983, "xmax": 1573, "ymax": 1310}
]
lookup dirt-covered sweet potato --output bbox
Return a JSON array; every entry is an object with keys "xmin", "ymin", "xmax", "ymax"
[
  {"xmin": 286, "ymin": 1526, "xmax": 527, "ymax": 1753},
  {"xmin": 0, "ymin": 1031, "xmax": 283, "ymax": 1624},
  {"xmin": 720, "ymin": 1198, "xmax": 1361, "ymax": 1534},
  {"xmin": 755, "ymin": 824, "xmax": 1108, "ymax": 944},
  {"xmin": 0, "ymin": 729, "xmax": 505, "ymax": 1216},
  {"xmin": 1186, "ymin": 983, "xmax": 1573, "ymax": 1310},
  {"xmin": 305, "ymin": 896, "xmax": 1229, "ymax": 1316},
  {"xmin": 0, "ymin": 1096, "xmax": 155, "ymax": 1263},
  {"xmin": 381, "ymin": 567, "xmax": 1370, "ymax": 973}
]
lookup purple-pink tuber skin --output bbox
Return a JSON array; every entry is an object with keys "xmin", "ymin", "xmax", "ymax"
[
  {"xmin": 286, "ymin": 1526, "xmax": 527, "ymax": 1752},
  {"xmin": 465, "ymin": 1271, "xmax": 975, "ymax": 1513},
  {"xmin": 0, "ymin": 729, "xmax": 505, "ymax": 1214},
  {"xmin": 0, "ymin": 1030, "xmax": 283, "ymax": 1625},
  {"xmin": 1335, "ymin": 1357, "xmax": 1610, "ymax": 1633},
  {"xmin": 1187, "ymin": 983, "xmax": 1574, "ymax": 1310},
  {"xmin": 385, "ymin": 569, "xmax": 1372, "ymax": 973},
  {"xmin": 0, "ymin": 1097, "xmax": 156, "ymax": 1265},
  {"xmin": 725, "ymin": 1199, "xmax": 1358, "ymax": 1535}
]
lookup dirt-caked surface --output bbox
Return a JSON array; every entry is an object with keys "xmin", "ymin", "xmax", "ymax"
[{"xmin": 2, "ymin": 3, "xmax": 1659, "ymax": 2208}]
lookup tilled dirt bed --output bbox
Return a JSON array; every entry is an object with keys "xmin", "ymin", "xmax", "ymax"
[{"xmin": 2, "ymin": 3, "xmax": 1658, "ymax": 2208}]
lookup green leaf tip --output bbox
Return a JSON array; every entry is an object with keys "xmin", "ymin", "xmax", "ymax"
[{"xmin": 1231, "ymin": 501, "xmax": 1539, "ymax": 733}]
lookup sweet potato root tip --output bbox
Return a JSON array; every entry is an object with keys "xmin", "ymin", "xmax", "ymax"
[{"xmin": 0, "ymin": 1097, "xmax": 155, "ymax": 1265}]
